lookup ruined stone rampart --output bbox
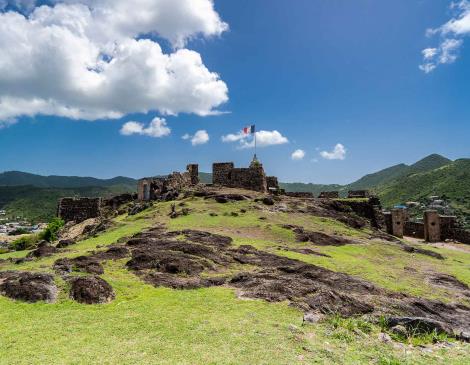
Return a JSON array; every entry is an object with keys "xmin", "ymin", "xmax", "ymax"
[
  {"xmin": 187, "ymin": 164, "xmax": 199, "ymax": 185},
  {"xmin": 212, "ymin": 161, "xmax": 269, "ymax": 193},
  {"xmin": 404, "ymin": 221, "xmax": 425, "ymax": 239},
  {"xmin": 450, "ymin": 229, "xmax": 470, "ymax": 245},
  {"xmin": 341, "ymin": 198, "xmax": 384, "ymax": 229},
  {"xmin": 348, "ymin": 190, "xmax": 370, "ymax": 198},
  {"xmin": 57, "ymin": 198, "xmax": 102, "ymax": 223},
  {"xmin": 385, "ymin": 210, "xmax": 470, "ymax": 244},
  {"xmin": 138, "ymin": 164, "xmax": 198, "ymax": 201},
  {"xmin": 285, "ymin": 192, "xmax": 314, "ymax": 198},
  {"xmin": 212, "ymin": 163, "xmax": 234, "ymax": 186},
  {"xmin": 319, "ymin": 191, "xmax": 339, "ymax": 199},
  {"xmin": 266, "ymin": 176, "xmax": 279, "ymax": 191}
]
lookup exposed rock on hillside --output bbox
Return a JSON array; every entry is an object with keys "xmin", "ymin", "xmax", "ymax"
[
  {"xmin": 0, "ymin": 271, "xmax": 57, "ymax": 303},
  {"xmin": 69, "ymin": 276, "xmax": 115, "ymax": 304}
]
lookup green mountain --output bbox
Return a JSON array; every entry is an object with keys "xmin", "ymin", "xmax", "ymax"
[
  {"xmin": 0, "ymin": 171, "xmax": 137, "ymax": 190},
  {"xmin": 377, "ymin": 158, "xmax": 470, "ymax": 212},
  {"xmin": 408, "ymin": 153, "xmax": 451, "ymax": 173},
  {"xmin": 347, "ymin": 154, "xmax": 451, "ymax": 191},
  {"xmin": 346, "ymin": 164, "xmax": 409, "ymax": 191}
]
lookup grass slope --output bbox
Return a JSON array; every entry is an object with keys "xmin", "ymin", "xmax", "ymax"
[{"xmin": 1, "ymin": 195, "xmax": 469, "ymax": 364}]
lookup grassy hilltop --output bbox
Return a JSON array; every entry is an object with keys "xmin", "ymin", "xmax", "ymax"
[{"xmin": 1, "ymin": 188, "xmax": 469, "ymax": 364}]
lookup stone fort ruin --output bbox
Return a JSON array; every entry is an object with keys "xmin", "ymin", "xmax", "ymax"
[
  {"xmin": 212, "ymin": 157, "xmax": 279, "ymax": 193},
  {"xmin": 384, "ymin": 209, "xmax": 470, "ymax": 244},
  {"xmin": 138, "ymin": 164, "xmax": 199, "ymax": 201},
  {"xmin": 137, "ymin": 157, "xmax": 280, "ymax": 201},
  {"xmin": 57, "ymin": 197, "xmax": 102, "ymax": 223}
]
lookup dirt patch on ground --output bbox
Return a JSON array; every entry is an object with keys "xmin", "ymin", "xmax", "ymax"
[
  {"xmin": 401, "ymin": 244, "xmax": 445, "ymax": 260},
  {"xmin": 93, "ymin": 246, "xmax": 131, "ymax": 261},
  {"xmin": 54, "ymin": 256, "xmax": 104, "ymax": 275},
  {"xmin": 0, "ymin": 271, "xmax": 57, "ymax": 303},
  {"xmin": 27, "ymin": 245, "xmax": 59, "ymax": 258},
  {"xmin": 281, "ymin": 225, "xmax": 356, "ymax": 246},
  {"xmin": 69, "ymin": 276, "xmax": 115, "ymax": 304},
  {"xmin": 279, "ymin": 246, "xmax": 332, "ymax": 258},
  {"xmin": 428, "ymin": 274, "xmax": 470, "ymax": 291}
]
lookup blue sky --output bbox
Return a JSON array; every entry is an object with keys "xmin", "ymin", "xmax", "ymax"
[{"xmin": 0, "ymin": 0, "xmax": 469, "ymax": 184}]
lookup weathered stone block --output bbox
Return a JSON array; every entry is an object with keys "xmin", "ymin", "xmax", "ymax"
[
  {"xmin": 391, "ymin": 209, "xmax": 406, "ymax": 238},
  {"xmin": 424, "ymin": 210, "xmax": 440, "ymax": 243},
  {"xmin": 57, "ymin": 198, "xmax": 102, "ymax": 223},
  {"xmin": 347, "ymin": 190, "xmax": 370, "ymax": 198},
  {"xmin": 319, "ymin": 191, "xmax": 339, "ymax": 199}
]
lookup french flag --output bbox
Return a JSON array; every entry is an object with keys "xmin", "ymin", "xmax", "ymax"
[{"xmin": 243, "ymin": 125, "xmax": 255, "ymax": 135}]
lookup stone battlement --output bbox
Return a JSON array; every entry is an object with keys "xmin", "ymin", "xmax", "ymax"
[
  {"xmin": 138, "ymin": 164, "xmax": 199, "ymax": 201},
  {"xmin": 57, "ymin": 197, "xmax": 102, "ymax": 223},
  {"xmin": 212, "ymin": 158, "xmax": 279, "ymax": 193}
]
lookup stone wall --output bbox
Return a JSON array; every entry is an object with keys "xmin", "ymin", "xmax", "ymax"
[
  {"xmin": 424, "ymin": 210, "xmax": 440, "ymax": 243},
  {"xmin": 285, "ymin": 192, "xmax": 314, "ymax": 198},
  {"xmin": 212, "ymin": 163, "xmax": 234, "ymax": 186},
  {"xmin": 390, "ymin": 209, "xmax": 406, "ymax": 238},
  {"xmin": 266, "ymin": 176, "xmax": 279, "ymax": 191},
  {"xmin": 212, "ymin": 161, "xmax": 270, "ymax": 193},
  {"xmin": 319, "ymin": 191, "xmax": 339, "ymax": 199},
  {"xmin": 404, "ymin": 221, "xmax": 425, "ymax": 239},
  {"xmin": 451, "ymin": 229, "xmax": 470, "ymax": 245},
  {"xmin": 138, "ymin": 165, "xmax": 197, "ymax": 201},
  {"xmin": 57, "ymin": 198, "xmax": 102, "ymax": 223},
  {"xmin": 347, "ymin": 190, "xmax": 370, "ymax": 198},
  {"xmin": 386, "ymin": 210, "xmax": 470, "ymax": 244},
  {"xmin": 341, "ymin": 198, "xmax": 384, "ymax": 229},
  {"xmin": 187, "ymin": 164, "xmax": 199, "ymax": 185}
]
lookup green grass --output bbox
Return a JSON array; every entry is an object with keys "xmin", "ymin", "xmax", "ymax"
[{"xmin": 1, "ymin": 196, "xmax": 470, "ymax": 364}]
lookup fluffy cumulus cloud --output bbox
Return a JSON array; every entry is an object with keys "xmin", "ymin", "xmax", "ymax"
[
  {"xmin": 320, "ymin": 143, "xmax": 346, "ymax": 160},
  {"xmin": 120, "ymin": 117, "xmax": 171, "ymax": 138},
  {"xmin": 221, "ymin": 130, "xmax": 288, "ymax": 149},
  {"xmin": 182, "ymin": 130, "xmax": 209, "ymax": 146},
  {"xmin": 291, "ymin": 149, "xmax": 305, "ymax": 160},
  {"xmin": 420, "ymin": 1, "xmax": 470, "ymax": 73},
  {"xmin": 0, "ymin": 0, "xmax": 229, "ymax": 122}
]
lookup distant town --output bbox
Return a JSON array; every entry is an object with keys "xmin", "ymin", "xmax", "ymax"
[{"xmin": 0, "ymin": 210, "xmax": 46, "ymax": 249}]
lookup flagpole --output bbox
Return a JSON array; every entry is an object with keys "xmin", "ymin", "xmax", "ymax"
[{"xmin": 254, "ymin": 127, "xmax": 257, "ymax": 160}]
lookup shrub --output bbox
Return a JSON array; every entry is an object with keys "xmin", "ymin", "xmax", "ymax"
[
  {"xmin": 10, "ymin": 234, "xmax": 40, "ymax": 251},
  {"xmin": 40, "ymin": 218, "xmax": 65, "ymax": 242}
]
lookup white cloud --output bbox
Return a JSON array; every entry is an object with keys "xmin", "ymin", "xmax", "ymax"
[
  {"xmin": 0, "ymin": 0, "xmax": 229, "ymax": 122},
  {"xmin": 420, "ymin": 1, "xmax": 470, "ymax": 72},
  {"xmin": 320, "ymin": 143, "xmax": 346, "ymax": 160},
  {"xmin": 120, "ymin": 117, "xmax": 171, "ymax": 138},
  {"xmin": 182, "ymin": 129, "xmax": 209, "ymax": 145},
  {"xmin": 291, "ymin": 149, "xmax": 305, "ymax": 160},
  {"xmin": 190, "ymin": 130, "xmax": 209, "ymax": 145},
  {"xmin": 222, "ymin": 129, "xmax": 289, "ymax": 149}
]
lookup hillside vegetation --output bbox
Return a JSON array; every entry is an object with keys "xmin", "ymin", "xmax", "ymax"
[
  {"xmin": 0, "ymin": 188, "xmax": 469, "ymax": 364},
  {"xmin": 0, "ymin": 185, "xmax": 132, "ymax": 222},
  {"xmin": 378, "ymin": 159, "xmax": 470, "ymax": 214},
  {"xmin": 0, "ymin": 171, "xmax": 137, "ymax": 190}
]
